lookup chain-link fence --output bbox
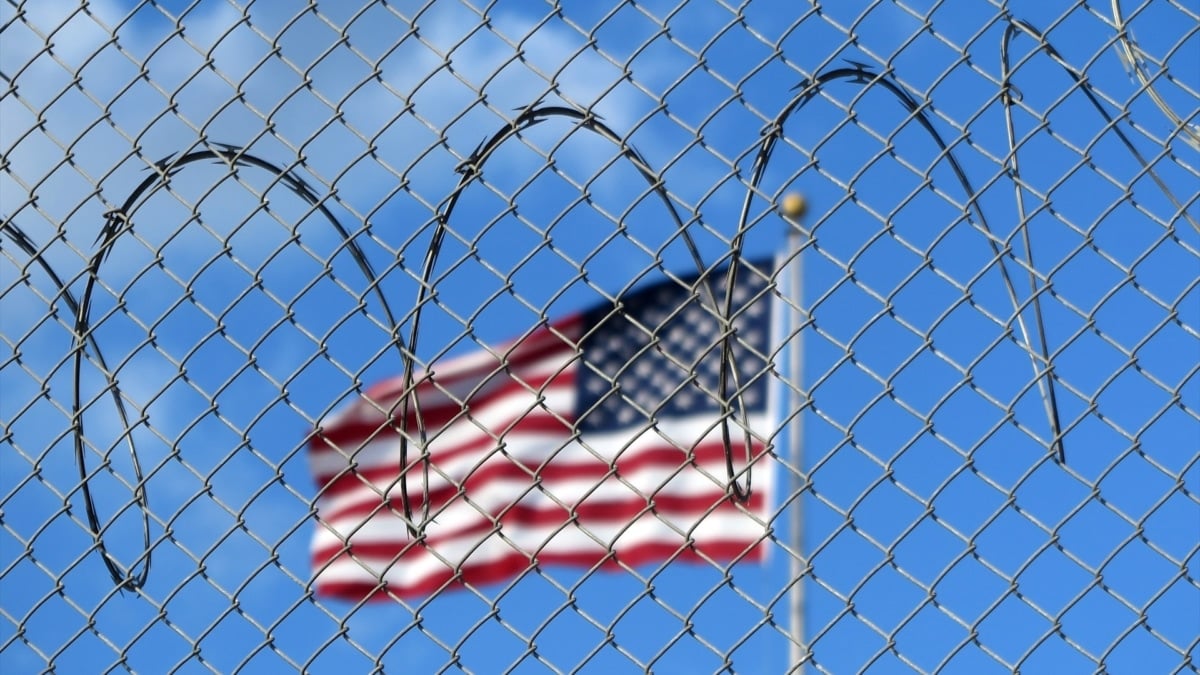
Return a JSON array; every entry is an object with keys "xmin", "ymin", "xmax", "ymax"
[{"xmin": 3, "ymin": 1, "xmax": 1198, "ymax": 673}]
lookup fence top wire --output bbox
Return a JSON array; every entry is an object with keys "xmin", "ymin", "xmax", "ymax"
[{"xmin": 2, "ymin": 0, "xmax": 1198, "ymax": 673}]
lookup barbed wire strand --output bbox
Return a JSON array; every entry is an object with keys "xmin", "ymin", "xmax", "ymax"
[
  {"xmin": 74, "ymin": 144, "xmax": 414, "ymax": 587},
  {"xmin": 1003, "ymin": 18, "xmax": 1199, "ymax": 235},
  {"xmin": 1111, "ymin": 0, "xmax": 1200, "ymax": 152},
  {"xmin": 731, "ymin": 62, "xmax": 1071, "ymax": 462},
  {"xmin": 1, "ymin": 221, "xmax": 151, "ymax": 591},
  {"xmin": 2, "ymin": 4, "xmax": 1196, "ymax": 670}
]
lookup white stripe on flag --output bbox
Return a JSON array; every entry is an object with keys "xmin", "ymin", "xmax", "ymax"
[{"xmin": 314, "ymin": 507, "xmax": 767, "ymax": 597}]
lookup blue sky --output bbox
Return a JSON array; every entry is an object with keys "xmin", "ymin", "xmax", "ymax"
[{"xmin": 2, "ymin": 0, "xmax": 1197, "ymax": 672}]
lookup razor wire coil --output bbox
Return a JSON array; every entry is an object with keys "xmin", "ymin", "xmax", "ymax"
[{"xmin": 2, "ymin": 1, "xmax": 1197, "ymax": 673}]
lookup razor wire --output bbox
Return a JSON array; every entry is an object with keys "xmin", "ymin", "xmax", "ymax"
[{"xmin": 2, "ymin": 1, "xmax": 1198, "ymax": 673}]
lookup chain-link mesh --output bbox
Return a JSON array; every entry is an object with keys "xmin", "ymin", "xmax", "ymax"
[{"xmin": 3, "ymin": 1, "xmax": 1198, "ymax": 672}]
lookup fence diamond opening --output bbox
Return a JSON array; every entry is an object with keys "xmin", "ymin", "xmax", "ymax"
[{"xmin": 2, "ymin": 1, "xmax": 1197, "ymax": 673}]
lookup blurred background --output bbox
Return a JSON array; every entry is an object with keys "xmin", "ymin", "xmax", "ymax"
[{"xmin": 2, "ymin": 0, "xmax": 1197, "ymax": 672}]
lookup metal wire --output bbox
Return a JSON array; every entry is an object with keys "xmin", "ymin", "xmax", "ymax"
[{"xmin": 2, "ymin": 1, "xmax": 1197, "ymax": 673}]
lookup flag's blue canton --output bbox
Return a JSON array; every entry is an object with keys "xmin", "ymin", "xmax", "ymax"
[{"xmin": 576, "ymin": 261, "xmax": 774, "ymax": 432}]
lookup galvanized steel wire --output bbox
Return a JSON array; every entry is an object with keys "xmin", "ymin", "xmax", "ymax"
[{"xmin": 2, "ymin": 1, "xmax": 1197, "ymax": 672}]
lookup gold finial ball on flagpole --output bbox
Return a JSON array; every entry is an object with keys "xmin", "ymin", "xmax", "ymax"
[{"xmin": 780, "ymin": 192, "xmax": 807, "ymax": 219}]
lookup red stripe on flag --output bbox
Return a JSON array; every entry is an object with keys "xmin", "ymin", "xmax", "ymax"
[
  {"xmin": 313, "ymin": 488, "xmax": 766, "ymax": 565},
  {"xmin": 313, "ymin": 410, "xmax": 575, "ymax": 491},
  {"xmin": 314, "ymin": 369, "xmax": 576, "ymax": 448},
  {"xmin": 315, "ymin": 539, "xmax": 767, "ymax": 602},
  {"xmin": 357, "ymin": 315, "xmax": 583, "ymax": 404}
]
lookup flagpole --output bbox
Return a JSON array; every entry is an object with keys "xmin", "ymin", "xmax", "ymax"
[{"xmin": 783, "ymin": 194, "xmax": 808, "ymax": 673}]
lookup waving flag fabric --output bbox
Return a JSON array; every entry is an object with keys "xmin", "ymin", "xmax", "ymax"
[{"xmin": 310, "ymin": 259, "xmax": 777, "ymax": 601}]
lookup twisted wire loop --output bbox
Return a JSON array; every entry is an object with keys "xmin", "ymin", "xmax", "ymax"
[
  {"xmin": 72, "ymin": 144, "xmax": 412, "ymax": 584},
  {"xmin": 739, "ymin": 63, "xmax": 1073, "ymax": 462},
  {"xmin": 406, "ymin": 104, "xmax": 762, "ymax": 516},
  {"xmin": 2, "ymin": 222, "xmax": 150, "ymax": 590},
  {"xmin": 994, "ymin": 17, "xmax": 1199, "ymax": 460},
  {"xmin": 1001, "ymin": 17, "xmax": 1200, "ymax": 236}
]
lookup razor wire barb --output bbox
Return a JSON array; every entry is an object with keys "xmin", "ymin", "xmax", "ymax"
[{"xmin": 2, "ymin": 1, "xmax": 1197, "ymax": 673}]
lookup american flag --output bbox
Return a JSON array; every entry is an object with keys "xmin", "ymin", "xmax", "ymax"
[{"xmin": 309, "ymin": 259, "xmax": 777, "ymax": 601}]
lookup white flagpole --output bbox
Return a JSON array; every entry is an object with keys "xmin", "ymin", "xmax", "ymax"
[{"xmin": 782, "ymin": 193, "xmax": 808, "ymax": 673}]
